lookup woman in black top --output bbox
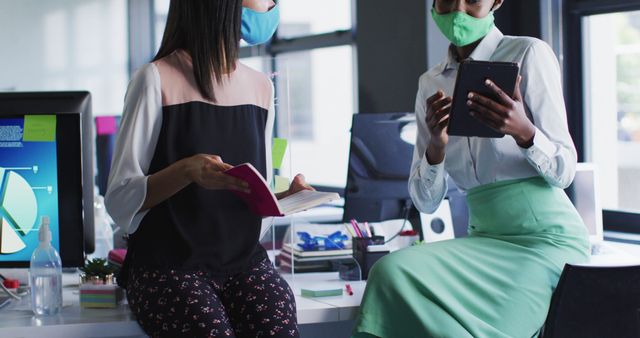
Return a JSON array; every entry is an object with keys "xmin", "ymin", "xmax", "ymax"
[{"xmin": 106, "ymin": 1, "xmax": 309, "ymax": 337}]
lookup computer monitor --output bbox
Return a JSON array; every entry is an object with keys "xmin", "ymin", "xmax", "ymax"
[
  {"xmin": 0, "ymin": 92, "xmax": 94, "ymax": 268},
  {"xmin": 565, "ymin": 162, "xmax": 603, "ymax": 245},
  {"xmin": 343, "ymin": 113, "xmax": 417, "ymax": 223}
]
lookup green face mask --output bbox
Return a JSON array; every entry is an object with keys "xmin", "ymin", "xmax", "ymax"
[{"xmin": 431, "ymin": 8, "xmax": 495, "ymax": 47}]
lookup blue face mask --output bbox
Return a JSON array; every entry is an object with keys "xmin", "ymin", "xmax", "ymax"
[{"xmin": 241, "ymin": 4, "xmax": 280, "ymax": 46}]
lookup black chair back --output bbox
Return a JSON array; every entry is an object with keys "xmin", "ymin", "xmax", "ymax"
[{"xmin": 542, "ymin": 264, "xmax": 640, "ymax": 338}]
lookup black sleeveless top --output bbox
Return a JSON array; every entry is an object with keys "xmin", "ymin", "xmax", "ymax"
[{"xmin": 122, "ymin": 102, "xmax": 269, "ymax": 282}]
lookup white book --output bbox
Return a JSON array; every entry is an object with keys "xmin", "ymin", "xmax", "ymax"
[{"xmin": 282, "ymin": 242, "xmax": 353, "ymax": 258}]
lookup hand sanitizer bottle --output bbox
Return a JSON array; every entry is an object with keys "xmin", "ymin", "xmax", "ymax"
[
  {"xmin": 29, "ymin": 216, "xmax": 63, "ymax": 316},
  {"xmin": 90, "ymin": 192, "xmax": 114, "ymax": 259}
]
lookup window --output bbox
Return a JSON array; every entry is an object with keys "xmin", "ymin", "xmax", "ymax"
[
  {"xmin": 278, "ymin": 0, "xmax": 353, "ymax": 39},
  {"xmin": 275, "ymin": 46, "xmax": 354, "ymax": 188},
  {"xmin": 583, "ymin": 11, "xmax": 640, "ymax": 213},
  {"xmin": 565, "ymin": 0, "xmax": 640, "ymax": 233},
  {"xmin": 0, "ymin": 0, "xmax": 128, "ymax": 116},
  {"xmin": 153, "ymin": 0, "xmax": 356, "ymax": 190},
  {"xmin": 154, "ymin": 0, "xmax": 170, "ymax": 52}
]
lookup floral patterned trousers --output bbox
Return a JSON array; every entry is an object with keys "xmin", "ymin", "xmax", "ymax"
[{"xmin": 126, "ymin": 258, "xmax": 299, "ymax": 338}]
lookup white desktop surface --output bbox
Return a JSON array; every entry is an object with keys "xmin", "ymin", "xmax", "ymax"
[
  {"xmin": 0, "ymin": 269, "xmax": 364, "ymax": 338},
  {"xmin": 0, "ymin": 241, "xmax": 638, "ymax": 337},
  {"xmin": 286, "ymin": 272, "xmax": 366, "ymax": 324},
  {"xmin": 586, "ymin": 241, "xmax": 640, "ymax": 266}
]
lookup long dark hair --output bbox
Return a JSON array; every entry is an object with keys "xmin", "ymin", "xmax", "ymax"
[{"xmin": 153, "ymin": 0, "xmax": 242, "ymax": 102}]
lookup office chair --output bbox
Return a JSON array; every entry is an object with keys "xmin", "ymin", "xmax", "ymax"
[{"xmin": 541, "ymin": 263, "xmax": 640, "ymax": 338}]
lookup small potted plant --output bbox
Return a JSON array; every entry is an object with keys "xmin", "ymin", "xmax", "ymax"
[
  {"xmin": 79, "ymin": 258, "xmax": 118, "ymax": 284},
  {"xmin": 79, "ymin": 258, "xmax": 123, "ymax": 308}
]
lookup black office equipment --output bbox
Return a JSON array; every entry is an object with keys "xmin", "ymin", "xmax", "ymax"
[
  {"xmin": 351, "ymin": 236, "xmax": 387, "ymax": 280},
  {"xmin": 343, "ymin": 113, "xmax": 416, "ymax": 223},
  {"xmin": 542, "ymin": 264, "xmax": 640, "ymax": 338},
  {"xmin": 0, "ymin": 92, "xmax": 94, "ymax": 266},
  {"xmin": 448, "ymin": 60, "xmax": 519, "ymax": 138}
]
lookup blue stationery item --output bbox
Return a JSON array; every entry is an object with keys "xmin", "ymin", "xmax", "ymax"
[{"xmin": 297, "ymin": 231, "xmax": 348, "ymax": 251}]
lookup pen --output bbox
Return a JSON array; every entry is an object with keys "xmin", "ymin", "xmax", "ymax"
[
  {"xmin": 350, "ymin": 219, "xmax": 363, "ymax": 237},
  {"xmin": 345, "ymin": 283, "xmax": 353, "ymax": 296},
  {"xmin": 364, "ymin": 221, "xmax": 372, "ymax": 237},
  {"xmin": 354, "ymin": 219, "xmax": 366, "ymax": 237},
  {"xmin": 343, "ymin": 222, "xmax": 356, "ymax": 238},
  {"xmin": 354, "ymin": 219, "xmax": 364, "ymax": 237}
]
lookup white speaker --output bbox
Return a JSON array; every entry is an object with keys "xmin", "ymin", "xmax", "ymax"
[{"xmin": 420, "ymin": 199, "xmax": 455, "ymax": 243}]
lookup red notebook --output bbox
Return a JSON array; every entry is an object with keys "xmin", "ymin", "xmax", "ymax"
[{"xmin": 225, "ymin": 163, "xmax": 340, "ymax": 217}]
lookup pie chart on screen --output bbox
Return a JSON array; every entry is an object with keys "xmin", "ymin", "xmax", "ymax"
[{"xmin": 0, "ymin": 167, "xmax": 38, "ymax": 254}]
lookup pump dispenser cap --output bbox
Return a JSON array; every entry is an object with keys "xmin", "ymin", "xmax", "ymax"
[{"xmin": 38, "ymin": 216, "xmax": 51, "ymax": 243}]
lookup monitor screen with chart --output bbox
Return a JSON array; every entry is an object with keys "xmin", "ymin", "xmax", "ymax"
[{"xmin": 0, "ymin": 98, "xmax": 88, "ymax": 268}]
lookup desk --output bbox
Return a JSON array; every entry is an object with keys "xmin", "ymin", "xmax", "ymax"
[
  {"xmin": 0, "ymin": 270, "xmax": 364, "ymax": 338},
  {"xmin": 585, "ymin": 241, "xmax": 640, "ymax": 266},
  {"xmin": 1, "ymin": 241, "xmax": 638, "ymax": 338},
  {"xmin": 286, "ymin": 273, "xmax": 365, "ymax": 324}
]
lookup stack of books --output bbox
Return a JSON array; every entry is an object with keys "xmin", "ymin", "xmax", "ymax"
[{"xmin": 277, "ymin": 242, "xmax": 353, "ymax": 273}]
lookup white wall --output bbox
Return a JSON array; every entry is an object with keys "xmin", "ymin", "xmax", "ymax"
[{"xmin": 0, "ymin": 0, "xmax": 128, "ymax": 116}]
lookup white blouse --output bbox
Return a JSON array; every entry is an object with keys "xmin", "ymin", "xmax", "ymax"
[
  {"xmin": 105, "ymin": 62, "xmax": 275, "ymax": 234},
  {"xmin": 409, "ymin": 27, "xmax": 577, "ymax": 214}
]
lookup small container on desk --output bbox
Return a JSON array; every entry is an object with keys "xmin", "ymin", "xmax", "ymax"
[
  {"xmin": 79, "ymin": 274, "xmax": 124, "ymax": 309},
  {"xmin": 352, "ymin": 236, "xmax": 388, "ymax": 280}
]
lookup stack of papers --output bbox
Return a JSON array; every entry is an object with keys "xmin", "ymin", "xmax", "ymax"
[{"xmin": 278, "ymin": 242, "xmax": 353, "ymax": 273}]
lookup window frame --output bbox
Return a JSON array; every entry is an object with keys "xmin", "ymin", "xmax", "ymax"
[{"xmin": 564, "ymin": 0, "xmax": 640, "ymax": 234}]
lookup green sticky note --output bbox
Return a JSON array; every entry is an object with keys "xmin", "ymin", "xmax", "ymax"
[
  {"xmin": 274, "ymin": 175, "xmax": 290, "ymax": 194},
  {"xmin": 272, "ymin": 138, "xmax": 288, "ymax": 170},
  {"xmin": 301, "ymin": 288, "xmax": 343, "ymax": 297},
  {"xmin": 23, "ymin": 115, "xmax": 56, "ymax": 142}
]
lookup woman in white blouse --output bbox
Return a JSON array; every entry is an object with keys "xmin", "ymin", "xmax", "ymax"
[{"xmin": 352, "ymin": 1, "xmax": 590, "ymax": 337}]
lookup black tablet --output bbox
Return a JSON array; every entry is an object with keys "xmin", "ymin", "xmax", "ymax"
[{"xmin": 448, "ymin": 60, "xmax": 520, "ymax": 138}]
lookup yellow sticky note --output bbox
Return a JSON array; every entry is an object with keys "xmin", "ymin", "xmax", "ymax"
[
  {"xmin": 274, "ymin": 175, "xmax": 290, "ymax": 194},
  {"xmin": 272, "ymin": 138, "xmax": 288, "ymax": 170},
  {"xmin": 23, "ymin": 115, "xmax": 56, "ymax": 142}
]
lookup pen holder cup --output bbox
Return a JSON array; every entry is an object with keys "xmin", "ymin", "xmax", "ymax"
[{"xmin": 352, "ymin": 236, "xmax": 388, "ymax": 280}]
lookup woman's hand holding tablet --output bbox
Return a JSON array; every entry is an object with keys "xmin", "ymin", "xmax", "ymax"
[
  {"xmin": 448, "ymin": 60, "xmax": 521, "ymax": 139},
  {"xmin": 467, "ymin": 76, "xmax": 536, "ymax": 148}
]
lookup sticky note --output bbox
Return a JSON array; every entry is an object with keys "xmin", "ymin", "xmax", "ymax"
[
  {"xmin": 272, "ymin": 138, "xmax": 288, "ymax": 170},
  {"xmin": 23, "ymin": 115, "xmax": 56, "ymax": 142},
  {"xmin": 301, "ymin": 288, "xmax": 343, "ymax": 297},
  {"xmin": 274, "ymin": 175, "xmax": 290, "ymax": 194},
  {"xmin": 96, "ymin": 116, "xmax": 117, "ymax": 135}
]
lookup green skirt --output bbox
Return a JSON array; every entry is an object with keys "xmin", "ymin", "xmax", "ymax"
[{"xmin": 352, "ymin": 177, "xmax": 589, "ymax": 338}]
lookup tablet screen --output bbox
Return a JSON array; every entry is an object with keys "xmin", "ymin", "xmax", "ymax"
[{"xmin": 448, "ymin": 60, "xmax": 519, "ymax": 138}]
